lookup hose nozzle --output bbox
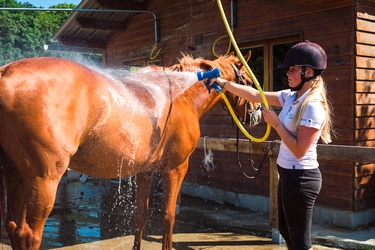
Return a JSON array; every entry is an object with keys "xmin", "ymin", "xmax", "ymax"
[{"xmin": 197, "ymin": 68, "xmax": 222, "ymax": 93}]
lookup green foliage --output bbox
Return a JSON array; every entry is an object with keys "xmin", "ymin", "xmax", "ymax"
[
  {"xmin": 36, "ymin": 3, "xmax": 75, "ymax": 40},
  {"xmin": 0, "ymin": 1, "xmax": 102, "ymax": 66}
]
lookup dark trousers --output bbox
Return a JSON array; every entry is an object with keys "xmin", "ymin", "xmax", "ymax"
[{"xmin": 277, "ymin": 166, "xmax": 322, "ymax": 250}]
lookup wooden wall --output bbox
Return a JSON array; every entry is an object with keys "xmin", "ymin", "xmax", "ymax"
[
  {"xmin": 188, "ymin": 0, "xmax": 357, "ymax": 212},
  {"xmin": 104, "ymin": 0, "xmax": 375, "ymax": 213},
  {"xmin": 354, "ymin": 2, "xmax": 375, "ymax": 212},
  {"xmin": 356, "ymin": 3, "xmax": 375, "ymax": 147}
]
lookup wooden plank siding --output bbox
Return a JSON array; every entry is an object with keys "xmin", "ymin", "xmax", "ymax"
[
  {"xmin": 356, "ymin": 3, "xmax": 375, "ymax": 143},
  {"xmin": 186, "ymin": 1, "xmax": 358, "ymax": 212},
  {"xmin": 354, "ymin": 3, "xmax": 375, "ymax": 211},
  {"xmin": 103, "ymin": 0, "xmax": 375, "ymax": 213}
]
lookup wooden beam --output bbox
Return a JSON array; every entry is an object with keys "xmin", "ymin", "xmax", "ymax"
[
  {"xmin": 269, "ymin": 153, "xmax": 278, "ymax": 228},
  {"xmin": 197, "ymin": 137, "xmax": 375, "ymax": 163},
  {"xmin": 76, "ymin": 17, "xmax": 127, "ymax": 30},
  {"xmin": 58, "ymin": 36, "xmax": 107, "ymax": 49},
  {"xmin": 94, "ymin": 0, "xmax": 148, "ymax": 10},
  {"xmin": 197, "ymin": 137, "xmax": 279, "ymax": 156}
]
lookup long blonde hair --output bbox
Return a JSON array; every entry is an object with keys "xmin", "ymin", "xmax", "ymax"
[{"xmin": 291, "ymin": 76, "xmax": 334, "ymax": 143}]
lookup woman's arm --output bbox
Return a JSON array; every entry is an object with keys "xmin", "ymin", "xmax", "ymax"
[
  {"xmin": 262, "ymin": 107, "xmax": 319, "ymax": 159},
  {"xmin": 211, "ymin": 77, "xmax": 281, "ymax": 106}
]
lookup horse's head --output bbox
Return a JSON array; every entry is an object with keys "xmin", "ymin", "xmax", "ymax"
[{"xmin": 199, "ymin": 52, "xmax": 262, "ymax": 126}]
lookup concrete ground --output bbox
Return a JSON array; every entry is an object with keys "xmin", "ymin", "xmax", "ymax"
[
  {"xmin": 1, "ymin": 177, "xmax": 374, "ymax": 250},
  {"xmin": 51, "ymin": 195, "xmax": 374, "ymax": 250},
  {"xmin": 52, "ymin": 233, "xmax": 336, "ymax": 250}
]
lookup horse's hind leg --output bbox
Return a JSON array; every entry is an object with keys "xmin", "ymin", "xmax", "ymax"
[
  {"xmin": 4, "ymin": 163, "xmax": 62, "ymax": 250},
  {"xmin": 161, "ymin": 159, "xmax": 189, "ymax": 250},
  {"xmin": 133, "ymin": 172, "xmax": 153, "ymax": 250}
]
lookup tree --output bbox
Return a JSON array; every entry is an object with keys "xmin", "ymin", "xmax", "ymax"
[
  {"xmin": 0, "ymin": 1, "xmax": 101, "ymax": 66},
  {"xmin": 36, "ymin": 3, "xmax": 76, "ymax": 43}
]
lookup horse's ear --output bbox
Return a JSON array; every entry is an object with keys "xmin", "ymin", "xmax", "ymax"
[
  {"xmin": 244, "ymin": 50, "xmax": 252, "ymax": 62},
  {"xmin": 200, "ymin": 60, "xmax": 216, "ymax": 71}
]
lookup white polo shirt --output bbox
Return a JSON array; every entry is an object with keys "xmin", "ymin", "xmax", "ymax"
[{"xmin": 276, "ymin": 89, "xmax": 326, "ymax": 170}]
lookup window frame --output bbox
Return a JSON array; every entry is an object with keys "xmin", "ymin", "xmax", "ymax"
[{"xmin": 239, "ymin": 35, "xmax": 302, "ymax": 91}]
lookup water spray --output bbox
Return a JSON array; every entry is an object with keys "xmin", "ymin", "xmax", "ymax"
[
  {"xmin": 202, "ymin": 136, "xmax": 215, "ymax": 172},
  {"xmin": 197, "ymin": 68, "xmax": 266, "ymax": 143}
]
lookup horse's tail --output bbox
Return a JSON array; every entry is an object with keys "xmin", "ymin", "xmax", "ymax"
[
  {"xmin": 0, "ymin": 152, "xmax": 5, "ymax": 243},
  {"xmin": 0, "ymin": 67, "xmax": 8, "ymax": 243}
]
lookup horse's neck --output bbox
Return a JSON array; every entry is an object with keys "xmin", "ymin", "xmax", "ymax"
[{"xmin": 185, "ymin": 84, "xmax": 222, "ymax": 119}]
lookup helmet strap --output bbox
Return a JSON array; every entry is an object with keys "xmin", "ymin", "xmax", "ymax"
[{"xmin": 290, "ymin": 66, "xmax": 315, "ymax": 91}]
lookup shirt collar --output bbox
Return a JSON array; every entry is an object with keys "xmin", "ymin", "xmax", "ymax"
[{"xmin": 293, "ymin": 88, "xmax": 311, "ymax": 104}]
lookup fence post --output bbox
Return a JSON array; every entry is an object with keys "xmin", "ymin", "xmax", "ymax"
[{"xmin": 269, "ymin": 154, "xmax": 284, "ymax": 244}]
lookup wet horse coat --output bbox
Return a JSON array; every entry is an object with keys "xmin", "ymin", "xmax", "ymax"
[{"xmin": 0, "ymin": 53, "xmax": 259, "ymax": 249}]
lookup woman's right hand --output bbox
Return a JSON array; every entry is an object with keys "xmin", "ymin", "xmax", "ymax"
[{"xmin": 209, "ymin": 77, "xmax": 227, "ymax": 88}]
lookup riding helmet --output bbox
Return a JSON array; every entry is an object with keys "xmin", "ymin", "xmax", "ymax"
[{"xmin": 278, "ymin": 40, "xmax": 327, "ymax": 71}]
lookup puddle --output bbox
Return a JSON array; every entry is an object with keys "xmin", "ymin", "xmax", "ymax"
[{"xmin": 42, "ymin": 178, "xmax": 138, "ymax": 249}]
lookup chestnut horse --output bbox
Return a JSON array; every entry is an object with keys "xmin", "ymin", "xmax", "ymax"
[{"xmin": 0, "ymin": 52, "xmax": 260, "ymax": 249}]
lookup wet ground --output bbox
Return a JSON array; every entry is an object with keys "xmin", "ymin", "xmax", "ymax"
[
  {"xmin": 43, "ymin": 178, "xmax": 136, "ymax": 249},
  {"xmin": 0, "ymin": 176, "xmax": 373, "ymax": 249}
]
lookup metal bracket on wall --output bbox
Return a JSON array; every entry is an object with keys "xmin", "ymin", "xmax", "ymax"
[{"xmin": 231, "ymin": 0, "xmax": 237, "ymax": 27}]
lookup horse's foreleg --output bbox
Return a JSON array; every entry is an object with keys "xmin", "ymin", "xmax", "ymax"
[
  {"xmin": 161, "ymin": 159, "xmax": 189, "ymax": 250},
  {"xmin": 5, "ymin": 174, "xmax": 61, "ymax": 250},
  {"xmin": 133, "ymin": 172, "xmax": 154, "ymax": 250}
]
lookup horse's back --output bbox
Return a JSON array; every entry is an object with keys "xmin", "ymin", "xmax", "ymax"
[
  {"xmin": 0, "ymin": 57, "xmax": 205, "ymax": 179},
  {"xmin": 0, "ymin": 58, "xmax": 117, "ymax": 176},
  {"xmin": 0, "ymin": 57, "xmax": 171, "ymax": 178}
]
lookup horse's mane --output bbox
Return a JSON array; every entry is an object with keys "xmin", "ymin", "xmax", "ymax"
[
  {"xmin": 167, "ymin": 52, "xmax": 241, "ymax": 78},
  {"xmin": 167, "ymin": 53, "xmax": 204, "ymax": 72}
]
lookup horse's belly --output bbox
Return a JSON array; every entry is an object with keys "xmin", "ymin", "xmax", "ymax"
[
  {"xmin": 69, "ymin": 148, "xmax": 150, "ymax": 178},
  {"xmin": 68, "ymin": 127, "xmax": 156, "ymax": 178}
]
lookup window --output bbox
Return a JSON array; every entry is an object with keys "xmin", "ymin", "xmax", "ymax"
[
  {"xmin": 123, "ymin": 59, "xmax": 145, "ymax": 72},
  {"xmin": 239, "ymin": 36, "xmax": 300, "ymax": 91},
  {"xmin": 122, "ymin": 59, "xmax": 162, "ymax": 72},
  {"xmin": 272, "ymin": 42, "xmax": 297, "ymax": 91}
]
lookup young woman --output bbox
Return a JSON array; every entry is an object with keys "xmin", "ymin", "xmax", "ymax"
[{"xmin": 210, "ymin": 41, "xmax": 334, "ymax": 249}]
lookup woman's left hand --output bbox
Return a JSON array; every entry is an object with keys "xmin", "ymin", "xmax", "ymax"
[{"xmin": 261, "ymin": 106, "xmax": 281, "ymax": 127}]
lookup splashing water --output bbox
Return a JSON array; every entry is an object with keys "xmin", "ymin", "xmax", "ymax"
[
  {"xmin": 86, "ymin": 66, "xmax": 200, "ymax": 172},
  {"xmin": 118, "ymin": 157, "xmax": 124, "ymax": 193},
  {"xmin": 72, "ymin": 65, "xmax": 202, "ymax": 230},
  {"xmin": 99, "ymin": 68, "xmax": 198, "ymax": 119},
  {"xmin": 202, "ymin": 136, "xmax": 215, "ymax": 172}
]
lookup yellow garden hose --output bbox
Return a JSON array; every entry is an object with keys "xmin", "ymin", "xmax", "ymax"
[
  {"xmin": 216, "ymin": 0, "xmax": 271, "ymax": 142},
  {"xmin": 150, "ymin": 42, "xmax": 161, "ymax": 60},
  {"xmin": 212, "ymin": 34, "xmax": 232, "ymax": 58}
]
